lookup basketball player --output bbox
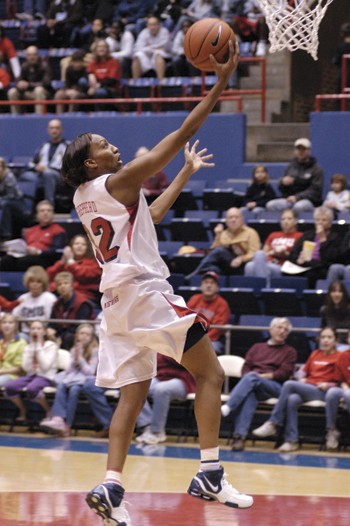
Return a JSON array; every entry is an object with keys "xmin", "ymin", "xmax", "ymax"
[{"xmin": 61, "ymin": 41, "xmax": 253, "ymax": 526}]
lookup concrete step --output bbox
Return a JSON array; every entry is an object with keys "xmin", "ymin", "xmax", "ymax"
[
  {"xmin": 256, "ymin": 141, "xmax": 297, "ymax": 162},
  {"xmin": 246, "ymin": 123, "xmax": 310, "ymax": 161}
]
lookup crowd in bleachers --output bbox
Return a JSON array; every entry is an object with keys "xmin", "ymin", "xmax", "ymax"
[
  {"xmin": 0, "ymin": 1, "xmax": 350, "ymax": 451},
  {"xmin": 0, "ymin": 0, "xmax": 270, "ymax": 113}
]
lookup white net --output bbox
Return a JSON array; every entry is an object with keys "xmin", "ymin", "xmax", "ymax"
[{"xmin": 257, "ymin": 0, "xmax": 335, "ymax": 60}]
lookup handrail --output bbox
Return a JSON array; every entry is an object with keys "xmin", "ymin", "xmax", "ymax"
[
  {"xmin": 0, "ymin": 95, "xmax": 243, "ymax": 115},
  {"xmin": 315, "ymin": 93, "xmax": 350, "ymax": 111},
  {"xmin": 202, "ymin": 56, "xmax": 267, "ymax": 123},
  {"xmin": 341, "ymin": 54, "xmax": 350, "ymax": 111}
]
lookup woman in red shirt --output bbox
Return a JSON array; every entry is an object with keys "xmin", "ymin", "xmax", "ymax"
[
  {"xmin": 252, "ymin": 326, "xmax": 340, "ymax": 452},
  {"xmin": 46, "ymin": 234, "xmax": 102, "ymax": 303},
  {"xmin": 86, "ymin": 38, "xmax": 121, "ymax": 111}
]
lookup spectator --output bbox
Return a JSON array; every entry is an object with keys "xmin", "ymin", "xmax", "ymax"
[
  {"xmin": 106, "ymin": 21, "xmax": 135, "ymax": 79},
  {"xmin": 252, "ymin": 326, "xmax": 340, "ymax": 452},
  {"xmin": 174, "ymin": 0, "xmax": 220, "ymax": 35},
  {"xmin": 283, "ymin": 206, "xmax": 340, "ymax": 288},
  {"xmin": 36, "ymin": 0, "xmax": 83, "ymax": 49},
  {"xmin": 0, "ymin": 314, "xmax": 26, "ymax": 388},
  {"xmin": 171, "ymin": 18, "xmax": 200, "ymax": 77},
  {"xmin": 221, "ymin": 317, "xmax": 297, "ymax": 451},
  {"xmin": 320, "ymin": 280, "xmax": 350, "ymax": 346},
  {"xmin": 266, "ymin": 138, "xmax": 324, "ymax": 213},
  {"xmin": 232, "ymin": 0, "xmax": 269, "ymax": 56},
  {"xmin": 331, "ymin": 22, "xmax": 350, "ymax": 93},
  {"xmin": 0, "ymin": 156, "xmax": 24, "ymax": 241},
  {"xmin": 325, "ymin": 333, "xmax": 350, "ymax": 450},
  {"xmin": 0, "ymin": 295, "xmax": 20, "ymax": 314},
  {"xmin": 185, "ymin": 207, "xmax": 261, "ymax": 280},
  {"xmin": 81, "ymin": 376, "xmax": 115, "ymax": 438},
  {"xmin": 40, "ymin": 323, "xmax": 99, "ymax": 437},
  {"xmin": 135, "ymin": 354, "xmax": 196, "ymax": 445},
  {"xmin": 134, "ymin": 146, "xmax": 169, "ymax": 202},
  {"xmin": 87, "ymin": 39, "xmax": 121, "ymax": 111},
  {"xmin": 54, "ymin": 50, "xmax": 88, "ymax": 113},
  {"xmin": 323, "ymin": 173, "xmax": 350, "ymax": 216},
  {"xmin": 4, "ymin": 320, "xmax": 58, "ymax": 422},
  {"xmin": 0, "ymin": 200, "xmax": 67, "ymax": 271},
  {"xmin": 12, "ymin": 265, "xmax": 57, "ymax": 338},
  {"xmin": 0, "ymin": 66, "xmax": 11, "ymax": 112},
  {"xmin": 0, "ymin": 24, "xmax": 21, "ymax": 80},
  {"xmin": 7, "ymin": 46, "xmax": 52, "ymax": 115},
  {"xmin": 326, "ymin": 223, "xmax": 350, "ymax": 283},
  {"xmin": 241, "ymin": 164, "xmax": 276, "ymax": 213},
  {"xmin": 16, "ymin": 0, "xmax": 48, "ymax": 20},
  {"xmin": 72, "ymin": 17, "xmax": 108, "ymax": 51},
  {"xmin": 47, "ymin": 271, "xmax": 95, "ymax": 350},
  {"xmin": 113, "ymin": 0, "xmax": 151, "ymax": 35},
  {"xmin": 244, "ymin": 208, "xmax": 303, "ymax": 285},
  {"xmin": 153, "ymin": 0, "xmax": 184, "ymax": 32},
  {"xmin": 18, "ymin": 119, "xmax": 71, "ymax": 209},
  {"xmin": 46, "ymin": 234, "xmax": 102, "ymax": 304},
  {"xmin": 187, "ymin": 271, "xmax": 231, "ymax": 355},
  {"xmin": 132, "ymin": 16, "xmax": 172, "ymax": 79}
]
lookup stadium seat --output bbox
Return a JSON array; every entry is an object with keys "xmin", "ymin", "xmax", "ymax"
[
  {"xmin": 270, "ymin": 276, "xmax": 309, "ymax": 298},
  {"xmin": 302, "ymin": 289, "xmax": 326, "ymax": 317},
  {"xmin": 17, "ymin": 180, "xmax": 37, "ymax": 218},
  {"xmin": 169, "ymin": 218, "xmax": 210, "ymax": 242},
  {"xmin": 171, "ymin": 188, "xmax": 199, "ymax": 215},
  {"xmin": 0, "ymin": 271, "xmax": 26, "ymax": 296},
  {"xmin": 171, "ymin": 253, "xmax": 205, "ymax": 275},
  {"xmin": 177, "ymin": 286, "xmax": 200, "ymax": 303},
  {"xmin": 185, "ymin": 209, "xmax": 219, "ymax": 224},
  {"xmin": 227, "ymin": 276, "xmax": 266, "ymax": 293},
  {"xmin": 202, "ymin": 189, "xmax": 236, "ymax": 211},
  {"xmin": 219, "ymin": 287, "xmax": 262, "ymax": 317},
  {"xmin": 261, "ymin": 288, "xmax": 304, "ymax": 316}
]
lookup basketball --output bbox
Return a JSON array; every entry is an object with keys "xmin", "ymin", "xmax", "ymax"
[{"xmin": 183, "ymin": 18, "xmax": 236, "ymax": 72}]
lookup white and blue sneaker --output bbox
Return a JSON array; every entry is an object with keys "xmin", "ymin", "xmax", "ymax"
[
  {"xmin": 187, "ymin": 466, "xmax": 253, "ymax": 509},
  {"xmin": 86, "ymin": 482, "xmax": 132, "ymax": 525}
]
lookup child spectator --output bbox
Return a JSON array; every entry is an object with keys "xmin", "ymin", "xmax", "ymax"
[
  {"xmin": 187, "ymin": 271, "xmax": 231, "ymax": 355},
  {"xmin": 87, "ymin": 39, "xmax": 121, "ymax": 110},
  {"xmin": 12, "ymin": 265, "xmax": 57, "ymax": 338},
  {"xmin": 323, "ymin": 173, "xmax": 350, "ymax": 216},
  {"xmin": 4, "ymin": 320, "xmax": 58, "ymax": 422},
  {"xmin": 40, "ymin": 323, "xmax": 99, "ymax": 437},
  {"xmin": 54, "ymin": 50, "xmax": 88, "ymax": 113},
  {"xmin": 46, "ymin": 234, "xmax": 102, "ymax": 304},
  {"xmin": 242, "ymin": 164, "xmax": 276, "ymax": 213},
  {"xmin": 320, "ymin": 280, "xmax": 350, "ymax": 346},
  {"xmin": 0, "ymin": 314, "xmax": 26, "ymax": 388},
  {"xmin": 47, "ymin": 272, "xmax": 95, "ymax": 350}
]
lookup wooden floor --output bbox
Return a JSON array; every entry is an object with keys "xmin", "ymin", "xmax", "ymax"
[{"xmin": 1, "ymin": 431, "xmax": 350, "ymax": 525}]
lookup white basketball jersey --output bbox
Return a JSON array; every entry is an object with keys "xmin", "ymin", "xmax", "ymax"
[{"xmin": 74, "ymin": 173, "xmax": 169, "ymax": 292}]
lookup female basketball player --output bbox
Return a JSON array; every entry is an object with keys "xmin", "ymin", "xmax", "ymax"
[{"xmin": 61, "ymin": 41, "xmax": 253, "ymax": 526}]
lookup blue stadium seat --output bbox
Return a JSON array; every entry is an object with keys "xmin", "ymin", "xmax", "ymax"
[
  {"xmin": 227, "ymin": 276, "xmax": 266, "ymax": 294},
  {"xmin": 270, "ymin": 276, "xmax": 308, "ymax": 298},
  {"xmin": 261, "ymin": 288, "xmax": 304, "ymax": 316},
  {"xmin": 177, "ymin": 286, "xmax": 200, "ymax": 303},
  {"xmin": 202, "ymin": 189, "xmax": 236, "ymax": 211},
  {"xmin": 302, "ymin": 289, "xmax": 327, "ymax": 317},
  {"xmin": 220, "ymin": 287, "xmax": 262, "ymax": 317},
  {"xmin": 0, "ymin": 272, "xmax": 26, "ymax": 295},
  {"xmin": 169, "ymin": 218, "xmax": 211, "ymax": 242}
]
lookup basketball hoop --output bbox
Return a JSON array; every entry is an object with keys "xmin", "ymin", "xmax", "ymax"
[{"xmin": 257, "ymin": 0, "xmax": 335, "ymax": 60}]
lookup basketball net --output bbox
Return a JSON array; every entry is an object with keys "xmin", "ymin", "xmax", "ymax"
[{"xmin": 257, "ymin": 0, "xmax": 335, "ymax": 60}]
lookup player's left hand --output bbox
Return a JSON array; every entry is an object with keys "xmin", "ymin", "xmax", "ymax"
[{"xmin": 184, "ymin": 140, "xmax": 215, "ymax": 174}]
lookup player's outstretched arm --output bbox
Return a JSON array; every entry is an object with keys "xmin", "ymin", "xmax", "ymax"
[
  {"xmin": 109, "ymin": 41, "xmax": 239, "ymax": 207},
  {"xmin": 149, "ymin": 140, "xmax": 214, "ymax": 224}
]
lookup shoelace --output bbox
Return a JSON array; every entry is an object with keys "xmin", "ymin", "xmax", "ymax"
[{"xmin": 221, "ymin": 473, "xmax": 240, "ymax": 495}]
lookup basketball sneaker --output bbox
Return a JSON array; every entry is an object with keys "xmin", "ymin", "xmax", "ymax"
[
  {"xmin": 187, "ymin": 466, "xmax": 253, "ymax": 509},
  {"xmin": 86, "ymin": 482, "xmax": 132, "ymax": 526}
]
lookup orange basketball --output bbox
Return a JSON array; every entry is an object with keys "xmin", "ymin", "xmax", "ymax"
[{"xmin": 183, "ymin": 18, "xmax": 236, "ymax": 72}]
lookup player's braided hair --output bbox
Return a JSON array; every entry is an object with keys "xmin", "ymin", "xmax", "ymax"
[{"xmin": 61, "ymin": 133, "xmax": 92, "ymax": 188}]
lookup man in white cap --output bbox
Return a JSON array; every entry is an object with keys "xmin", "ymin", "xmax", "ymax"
[{"xmin": 266, "ymin": 137, "xmax": 324, "ymax": 212}]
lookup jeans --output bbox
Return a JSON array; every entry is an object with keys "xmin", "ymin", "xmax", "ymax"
[
  {"xmin": 51, "ymin": 382, "xmax": 83, "ymax": 426},
  {"xmin": 244, "ymin": 250, "xmax": 281, "ymax": 286},
  {"xmin": 82, "ymin": 377, "xmax": 114, "ymax": 429},
  {"xmin": 0, "ymin": 198, "xmax": 24, "ymax": 238},
  {"xmin": 266, "ymin": 198, "xmax": 314, "ymax": 213},
  {"xmin": 187, "ymin": 246, "xmax": 243, "ymax": 278},
  {"xmin": 270, "ymin": 380, "xmax": 326, "ymax": 442},
  {"xmin": 226, "ymin": 372, "xmax": 282, "ymax": 437},
  {"xmin": 326, "ymin": 264, "xmax": 350, "ymax": 282},
  {"xmin": 137, "ymin": 378, "xmax": 187, "ymax": 433},
  {"xmin": 5, "ymin": 375, "xmax": 52, "ymax": 400},
  {"xmin": 325, "ymin": 386, "xmax": 350, "ymax": 429},
  {"xmin": 20, "ymin": 168, "xmax": 60, "ymax": 205}
]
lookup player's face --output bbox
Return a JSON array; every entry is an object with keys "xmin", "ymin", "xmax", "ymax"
[{"xmin": 87, "ymin": 134, "xmax": 123, "ymax": 176}]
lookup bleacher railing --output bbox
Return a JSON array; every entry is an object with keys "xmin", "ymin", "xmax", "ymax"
[
  {"xmin": 0, "ymin": 95, "xmax": 243, "ymax": 115},
  {"xmin": 315, "ymin": 54, "xmax": 350, "ymax": 111}
]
